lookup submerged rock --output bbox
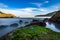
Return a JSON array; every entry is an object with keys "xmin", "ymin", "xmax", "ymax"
[
  {"xmin": 0, "ymin": 25, "xmax": 8, "ymax": 28},
  {"xmin": 25, "ymin": 21, "xmax": 29, "ymax": 24},
  {"xmin": 19, "ymin": 20, "xmax": 23, "ymax": 24},
  {"xmin": 10, "ymin": 23, "xmax": 18, "ymax": 27}
]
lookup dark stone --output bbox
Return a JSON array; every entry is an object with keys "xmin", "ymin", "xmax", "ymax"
[
  {"xmin": 10, "ymin": 23, "xmax": 18, "ymax": 27},
  {"xmin": 25, "ymin": 22, "xmax": 28, "ymax": 24},
  {"xmin": 19, "ymin": 20, "xmax": 23, "ymax": 24},
  {"xmin": 49, "ymin": 18, "xmax": 60, "ymax": 23},
  {"xmin": 25, "ymin": 20, "xmax": 46, "ymax": 27},
  {"xmin": 43, "ymin": 18, "xmax": 48, "ymax": 22},
  {"xmin": 0, "ymin": 25, "xmax": 8, "ymax": 28}
]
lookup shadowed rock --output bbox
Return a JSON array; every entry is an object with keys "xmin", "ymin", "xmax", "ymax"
[
  {"xmin": 25, "ymin": 21, "xmax": 29, "ymax": 24},
  {"xmin": 0, "ymin": 25, "xmax": 8, "ymax": 28},
  {"xmin": 10, "ymin": 23, "xmax": 18, "ymax": 27},
  {"xmin": 19, "ymin": 20, "xmax": 23, "ymax": 24},
  {"xmin": 49, "ymin": 10, "xmax": 60, "ymax": 23},
  {"xmin": 25, "ymin": 20, "xmax": 46, "ymax": 27},
  {"xmin": 43, "ymin": 18, "xmax": 48, "ymax": 22}
]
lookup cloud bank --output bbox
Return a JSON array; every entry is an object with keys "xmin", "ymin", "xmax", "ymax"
[{"xmin": 0, "ymin": 3, "xmax": 60, "ymax": 17}]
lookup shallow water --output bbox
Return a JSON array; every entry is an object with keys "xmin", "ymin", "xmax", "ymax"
[{"xmin": 0, "ymin": 18, "xmax": 60, "ymax": 37}]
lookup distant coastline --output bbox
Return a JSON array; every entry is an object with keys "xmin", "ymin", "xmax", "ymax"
[{"xmin": 0, "ymin": 11, "xmax": 16, "ymax": 18}]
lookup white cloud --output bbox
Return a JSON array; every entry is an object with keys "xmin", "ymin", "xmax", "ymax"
[
  {"xmin": 44, "ymin": 1, "xmax": 49, "ymax": 3},
  {"xmin": 31, "ymin": 3, "xmax": 42, "ymax": 7},
  {"xmin": 46, "ymin": 4, "xmax": 60, "ymax": 12},
  {"xmin": 0, "ymin": 3, "xmax": 60, "ymax": 17},
  {"xmin": 0, "ymin": 8, "xmax": 32, "ymax": 17},
  {"xmin": 31, "ymin": 1, "xmax": 49, "ymax": 7},
  {"xmin": 0, "ymin": 8, "xmax": 49, "ymax": 17},
  {"xmin": 39, "ymin": 9, "xmax": 48, "ymax": 12},
  {"xmin": 0, "ymin": 8, "xmax": 51, "ymax": 17},
  {"xmin": 0, "ymin": 3, "xmax": 8, "ymax": 8}
]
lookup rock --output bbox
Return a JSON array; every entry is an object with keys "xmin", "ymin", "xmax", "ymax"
[
  {"xmin": 19, "ymin": 20, "xmax": 23, "ymax": 24},
  {"xmin": 25, "ymin": 21, "xmax": 28, "ymax": 24},
  {"xmin": 10, "ymin": 23, "xmax": 18, "ymax": 27},
  {"xmin": 25, "ymin": 20, "xmax": 46, "ymax": 27},
  {"xmin": 49, "ymin": 10, "xmax": 60, "ymax": 23},
  {"xmin": 43, "ymin": 18, "xmax": 48, "ymax": 22},
  {"xmin": 0, "ymin": 25, "xmax": 8, "ymax": 28},
  {"xmin": 49, "ymin": 18, "xmax": 60, "ymax": 23}
]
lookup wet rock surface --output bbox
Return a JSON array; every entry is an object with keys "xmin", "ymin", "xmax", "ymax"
[
  {"xmin": 49, "ymin": 18, "xmax": 60, "ymax": 23},
  {"xmin": 0, "ymin": 25, "xmax": 8, "ymax": 28},
  {"xmin": 10, "ymin": 23, "xmax": 18, "ymax": 27},
  {"xmin": 43, "ymin": 18, "xmax": 48, "ymax": 22},
  {"xmin": 25, "ymin": 20, "xmax": 46, "ymax": 27},
  {"xmin": 19, "ymin": 20, "xmax": 23, "ymax": 24}
]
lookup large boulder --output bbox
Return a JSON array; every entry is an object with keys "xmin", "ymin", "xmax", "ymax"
[
  {"xmin": 25, "ymin": 20, "xmax": 46, "ymax": 27},
  {"xmin": 10, "ymin": 23, "xmax": 18, "ymax": 27}
]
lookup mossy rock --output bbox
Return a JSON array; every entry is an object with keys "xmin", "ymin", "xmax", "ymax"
[{"xmin": 11, "ymin": 25, "xmax": 60, "ymax": 40}]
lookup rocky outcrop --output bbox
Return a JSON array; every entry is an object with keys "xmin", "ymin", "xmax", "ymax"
[
  {"xmin": 25, "ymin": 20, "xmax": 46, "ymax": 27},
  {"xmin": 49, "ymin": 18, "xmax": 60, "ymax": 23},
  {"xmin": 49, "ymin": 10, "xmax": 60, "ymax": 23}
]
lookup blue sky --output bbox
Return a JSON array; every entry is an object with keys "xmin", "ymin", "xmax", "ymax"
[{"xmin": 0, "ymin": 0, "xmax": 60, "ymax": 17}]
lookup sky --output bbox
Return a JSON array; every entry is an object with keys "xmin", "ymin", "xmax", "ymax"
[{"xmin": 0, "ymin": 0, "xmax": 60, "ymax": 17}]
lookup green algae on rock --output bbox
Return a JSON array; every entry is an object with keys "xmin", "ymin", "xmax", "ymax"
[{"xmin": 12, "ymin": 25, "xmax": 60, "ymax": 40}]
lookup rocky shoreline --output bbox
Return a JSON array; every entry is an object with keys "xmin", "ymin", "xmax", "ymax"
[
  {"xmin": 0, "ymin": 17, "xmax": 60, "ymax": 40},
  {"xmin": 49, "ymin": 18, "xmax": 60, "ymax": 23}
]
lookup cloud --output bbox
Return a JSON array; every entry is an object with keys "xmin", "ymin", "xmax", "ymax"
[
  {"xmin": 0, "ymin": 3, "xmax": 60, "ymax": 17},
  {"xmin": 0, "ymin": 8, "xmax": 49, "ymax": 17},
  {"xmin": 46, "ymin": 4, "xmax": 60, "ymax": 12},
  {"xmin": 44, "ymin": 1, "xmax": 49, "ymax": 3},
  {"xmin": 0, "ymin": 7, "xmax": 52, "ymax": 17},
  {"xmin": 31, "ymin": 1, "xmax": 49, "ymax": 7},
  {"xmin": 31, "ymin": 3, "xmax": 42, "ymax": 7},
  {"xmin": 0, "ymin": 3, "xmax": 8, "ymax": 8}
]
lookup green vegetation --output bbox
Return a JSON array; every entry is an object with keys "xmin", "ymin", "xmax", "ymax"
[{"xmin": 12, "ymin": 25, "xmax": 60, "ymax": 40}]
